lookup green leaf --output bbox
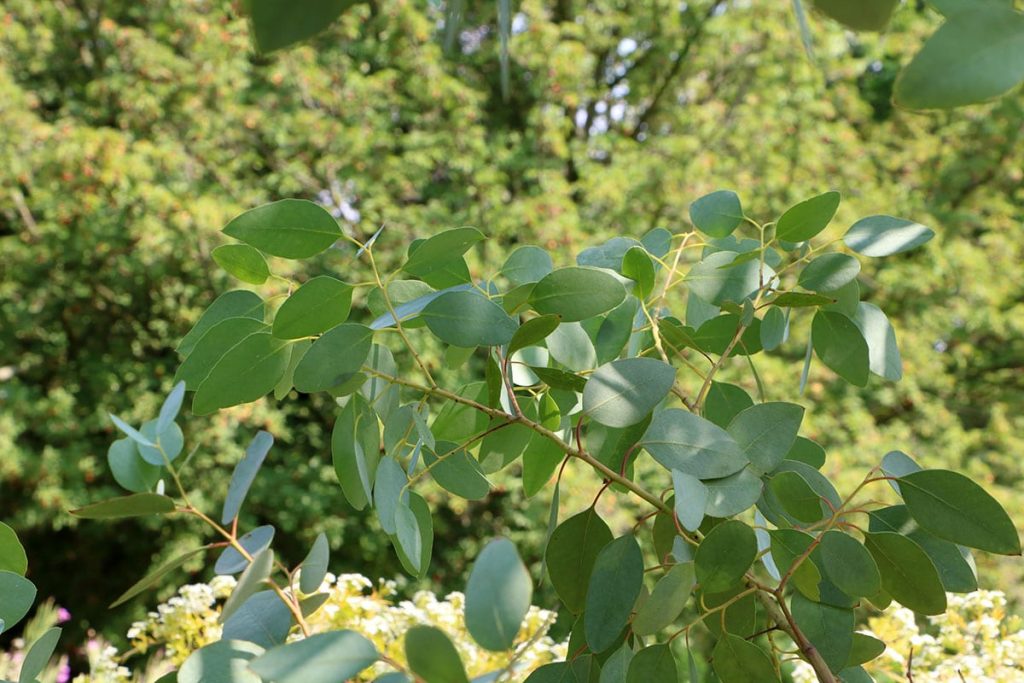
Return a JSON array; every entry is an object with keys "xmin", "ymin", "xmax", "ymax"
[
  {"xmin": 632, "ymin": 563, "xmax": 695, "ymax": 636},
  {"xmin": 852, "ymin": 303, "xmax": 902, "ymax": 381},
  {"xmin": 248, "ymin": 0, "xmax": 355, "ymax": 53},
  {"xmin": 585, "ymin": 535, "xmax": 644, "ymax": 653},
  {"xmin": 250, "ymin": 631, "xmax": 379, "ymax": 683},
  {"xmin": 193, "ymin": 332, "xmax": 290, "ymax": 414},
  {"xmin": 843, "ymin": 216, "xmax": 935, "ymax": 257},
  {"xmin": 71, "ymin": 493, "xmax": 176, "ymax": 519},
  {"xmin": 331, "ymin": 395, "xmax": 381, "ymax": 511},
  {"xmin": 212, "ymin": 244, "xmax": 270, "ymax": 284},
  {"xmin": 712, "ymin": 635, "xmax": 780, "ymax": 682},
  {"xmin": 600, "ymin": 646, "xmax": 634, "ymax": 683},
  {"xmin": 863, "ymin": 532, "xmax": 947, "ymax": 615},
  {"xmin": 223, "ymin": 591, "xmax": 294, "ymax": 649},
  {"xmin": 107, "ymin": 438, "xmax": 162, "ymax": 493},
  {"xmin": 583, "ymin": 358, "xmax": 675, "ymax": 428},
  {"xmin": 685, "ymin": 251, "xmax": 767, "ymax": 306},
  {"xmin": 465, "ymin": 538, "xmax": 533, "ymax": 651},
  {"xmin": 110, "ymin": 546, "xmax": 211, "ymax": 608},
  {"xmin": 595, "ymin": 296, "xmax": 639, "ymax": 364},
  {"xmin": 524, "ymin": 663, "xmax": 572, "ymax": 683},
  {"xmin": 179, "ymin": 639, "xmax": 264, "ymax": 683},
  {"xmin": 299, "ymin": 533, "xmax": 330, "ymax": 594},
  {"xmin": 0, "ymin": 524, "xmax": 27, "ymax": 577},
  {"xmin": 422, "ymin": 290, "xmax": 518, "ymax": 347},
  {"xmin": 695, "ymin": 520, "xmax": 756, "ymax": 593},
  {"xmin": 223, "ymin": 199, "xmax": 341, "ymax": 259},
  {"xmin": 798, "ymin": 254, "xmax": 861, "ymax": 293},
  {"xmin": 137, "ymin": 418, "xmax": 184, "ymax": 466},
  {"xmin": 894, "ymin": 6, "xmax": 1024, "ymax": 109},
  {"xmin": 404, "ymin": 626, "xmax": 469, "ymax": 683},
  {"xmin": 819, "ymin": 531, "xmax": 881, "ymax": 599},
  {"xmin": 546, "ymin": 321, "xmax": 597, "ymax": 372},
  {"xmin": 531, "ymin": 366, "xmax": 586, "ymax": 392},
  {"xmin": 157, "ymin": 381, "xmax": 186, "ymax": 433},
  {"xmin": 293, "ymin": 323, "xmax": 373, "ymax": 393},
  {"xmin": 108, "ymin": 414, "xmax": 155, "ymax": 447},
  {"xmin": 787, "ymin": 437, "xmax": 826, "ymax": 469},
  {"xmin": 898, "ymin": 469, "xmax": 1021, "ymax": 555},
  {"xmin": 220, "ymin": 547, "xmax": 274, "ymax": 623},
  {"xmin": 392, "ymin": 492, "xmax": 433, "ymax": 577},
  {"xmin": 0, "ymin": 571, "xmax": 35, "ymax": 634},
  {"xmin": 811, "ymin": 311, "xmax": 869, "ymax": 386},
  {"xmin": 622, "ymin": 247, "xmax": 655, "ymax": 299},
  {"xmin": 373, "ymin": 456, "xmax": 407, "ymax": 535},
  {"xmin": 775, "ymin": 191, "xmax": 841, "ymax": 242},
  {"xmin": 545, "ymin": 509, "xmax": 613, "ymax": 613},
  {"xmin": 726, "ymin": 402, "xmax": 804, "ymax": 475},
  {"xmin": 577, "ymin": 237, "xmax": 642, "ymax": 271},
  {"xmin": 626, "ymin": 644, "xmax": 677, "ymax": 682},
  {"xmin": 404, "ymin": 227, "xmax": 485, "ymax": 278},
  {"xmin": 19, "ymin": 627, "xmax": 61, "ymax": 683},
  {"xmin": 175, "ymin": 317, "xmax": 270, "ymax": 390},
  {"xmin": 508, "ymin": 315, "xmax": 561, "ymax": 355},
  {"xmin": 222, "ymin": 430, "xmax": 273, "ymax": 523},
  {"xmin": 846, "ymin": 632, "xmax": 886, "ymax": 668},
  {"xmin": 177, "ymin": 290, "xmax": 264, "ymax": 357},
  {"xmin": 425, "ymin": 442, "xmax": 491, "ymax": 500},
  {"xmin": 690, "ymin": 190, "xmax": 744, "ymax": 238},
  {"xmin": 530, "ymin": 267, "xmax": 627, "ymax": 322},
  {"xmin": 215, "ymin": 525, "xmax": 275, "ymax": 574},
  {"xmin": 501, "ymin": 245, "xmax": 554, "ymax": 285},
  {"xmin": 272, "ymin": 276, "xmax": 353, "ymax": 339},
  {"xmin": 790, "ymin": 593, "xmax": 854, "ymax": 673},
  {"xmin": 641, "ymin": 409, "xmax": 748, "ymax": 479},
  {"xmin": 812, "ymin": 0, "xmax": 898, "ymax": 30},
  {"xmin": 522, "ymin": 432, "xmax": 564, "ymax": 497},
  {"xmin": 770, "ymin": 292, "xmax": 836, "ymax": 307},
  {"xmin": 704, "ymin": 382, "xmax": 753, "ymax": 428},
  {"xmin": 672, "ymin": 471, "xmax": 708, "ymax": 532},
  {"xmin": 760, "ymin": 307, "xmax": 787, "ymax": 351},
  {"xmin": 768, "ymin": 471, "xmax": 826, "ymax": 523}
]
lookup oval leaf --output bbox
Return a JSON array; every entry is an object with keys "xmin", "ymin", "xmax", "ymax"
[
  {"xmin": 422, "ymin": 290, "xmax": 518, "ymax": 347},
  {"xmin": 222, "ymin": 199, "xmax": 341, "ymax": 259},
  {"xmin": 583, "ymin": 358, "xmax": 676, "ymax": 428},
  {"xmin": 530, "ymin": 267, "xmax": 626, "ymax": 322},
  {"xmin": 272, "ymin": 276, "xmax": 353, "ymax": 339},
  {"xmin": 249, "ymin": 631, "xmax": 378, "ymax": 683},
  {"xmin": 465, "ymin": 538, "xmax": 533, "ymax": 651},
  {"xmin": 585, "ymin": 535, "xmax": 644, "ymax": 653}
]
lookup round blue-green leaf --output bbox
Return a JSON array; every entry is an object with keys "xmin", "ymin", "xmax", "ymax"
[
  {"xmin": 626, "ymin": 644, "xmax": 677, "ymax": 682},
  {"xmin": 672, "ymin": 470, "xmax": 708, "ymax": 532},
  {"xmin": 775, "ymin": 191, "xmax": 841, "ymax": 242},
  {"xmin": 899, "ymin": 469, "xmax": 1021, "ymax": 555},
  {"xmin": 422, "ymin": 290, "xmax": 518, "ymax": 347},
  {"xmin": 695, "ymin": 520, "xmax": 756, "ymax": 593},
  {"xmin": 0, "ymin": 572, "xmax": 35, "ymax": 634},
  {"xmin": 767, "ymin": 471, "xmax": 826, "ymax": 523},
  {"xmin": 546, "ymin": 322, "xmax": 596, "ymax": 372},
  {"xmin": 704, "ymin": 381, "xmax": 754, "ymax": 428},
  {"xmin": 293, "ymin": 323, "xmax": 373, "ymax": 393},
  {"xmin": 222, "ymin": 591, "xmax": 293, "ymax": 648},
  {"xmin": 70, "ymin": 493, "xmax": 176, "ymax": 519},
  {"xmin": 250, "ymin": 631, "xmax": 378, "ymax": 683},
  {"xmin": 622, "ymin": 247, "xmax": 655, "ymax": 298},
  {"xmin": 685, "ymin": 251, "xmax": 766, "ymax": 306},
  {"xmin": 465, "ymin": 538, "xmax": 533, "ymax": 651},
  {"xmin": 193, "ymin": 332, "xmax": 290, "ymax": 414},
  {"xmin": 222, "ymin": 199, "xmax": 341, "ymax": 259},
  {"xmin": 787, "ymin": 436, "xmax": 826, "ymax": 469},
  {"xmin": 632, "ymin": 563, "xmax": 695, "ymax": 636},
  {"xmin": 641, "ymin": 409, "xmax": 747, "ymax": 479},
  {"xmin": 137, "ymin": 418, "xmax": 184, "ymax": 466},
  {"xmin": 177, "ymin": 290, "xmax": 264, "ymax": 357},
  {"xmin": 425, "ymin": 442, "xmax": 491, "ymax": 500},
  {"xmin": 212, "ymin": 244, "xmax": 270, "ymax": 284},
  {"xmin": 585, "ymin": 535, "xmax": 644, "ymax": 653},
  {"xmin": 272, "ymin": 276, "xmax": 353, "ymax": 339},
  {"xmin": 508, "ymin": 315, "xmax": 561, "ymax": 355},
  {"xmin": 863, "ymin": 532, "xmax": 947, "ymax": 615},
  {"xmin": 107, "ymin": 438, "xmax": 162, "ymax": 493},
  {"xmin": 894, "ymin": 6, "xmax": 1024, "ymax": 110},
  {"xmin": 689, "ymin": 190, "xmax": 743, "ymax": 238},
  {"xmin": 583, "ymin": 358, "xmax": 675, "ymax": 428},
  {"xmin": 180, "ymin": 640, "xmax": 265, "ymax": 683},
  {"xmin": 501, "ymin": 246, "xmax": 553, "ymax": 285},
  {"xmin": 214, "ymin": 525, "xmax": 275, "ymax": 575},
  {"xmin": 712, "ymin": 634, "xmax": 780, "ymax": 682},
  {"xmin": 843, "ymin": 216, "xmax": 935, "ymax": 257},
  {"xmin": 727, "ymin": 402, "xmax": 804, "ymax": 475},
  {"xmin": 704, "ymin": 468, "xmax": 763, "ymax": 517},
  {"xmin": 0, "ymin": 523, "xmax": 27, "ymax": 576},
  {"xmin": 812, "ymin": 311, "xmax": 869, "ymax": 386},
  {"xmin": 405, "ymin": 626, "xmax": 469, "ymax": 683},
  {"xmin": 19, "ymin": 626, "xmax": 62, "ymax": 683},
  {"xmin": 798, "ymin": 254, "xmax": 861, "ymax": 293},
  {"xmin": 819, "ymin": 531, "xmax": 881, "ymax": 598},
  {"xmin": 545, "ymin": 509, "xmax": 613, "ymax": 613},
  {"xmin": 530, "ymin": 267, "xmax": 626, "ymax": 322}
]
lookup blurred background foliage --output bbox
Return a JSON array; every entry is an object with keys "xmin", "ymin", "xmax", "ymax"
[{"xmin": 1, "ymin": 0, "xmax": 1022, "ymax": 659}]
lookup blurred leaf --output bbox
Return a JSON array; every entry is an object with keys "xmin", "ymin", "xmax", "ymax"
[
  {"xmin": 405, "ymin": 626, "xmax": 469, "ymax": 683},
  {"xmin": 250, "ymin": 631, "xmax": 378, "ymax": 682},
  {"xmin": 248, "ymin": 0, "xmax": 355, "ymax": 53},
  {"xmin": 179, "ymin": 640, "xmax": 264, "ymax": 683},
  {"xmin": 465, "ymin": 538, "xmax": 532, "ymax": 651}
]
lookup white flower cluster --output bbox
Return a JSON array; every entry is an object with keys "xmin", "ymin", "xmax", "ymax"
[{"xmin": 791, "ymin": 590, "xmax": 1024, "ymax": 682}]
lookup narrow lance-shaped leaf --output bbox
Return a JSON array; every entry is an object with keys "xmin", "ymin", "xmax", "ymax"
[
  {"xmin": 19, "ymin": 626, "xmax": 62, "ymax": 683},
  {"xmin": 71, "ymin": 493, "xmax": 176, "ymax": 519},
  {"xmin": 299, "ymin": 533, "xmax": 330, "ymax": 594},
  {"xmin": 222, "ymin": 430, "xmax": 274, "ymax": 523}
]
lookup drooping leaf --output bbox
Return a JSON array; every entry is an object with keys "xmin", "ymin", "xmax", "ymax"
[
  {"xmin": 546, "ymin": 321, "xmax": 597, "ymax": 372},
  {"xmin": 631, "ymin": 563, "xmax": 695, "ymax": 636},
  {"xmin": 220, "ymin": 547, "xmax": 274, "ymax": 623},
  {"xmin": 811, "ymin": 310, "xmax": 869, "ymax": 386},
  {"xmin": 774, "ymin": 191, "xmax": 841, "ymax": 242},
  {"xmin": 843, "ymin": 216, "xmax": 935, "ymax": 257},
  {"xmin": 71, "ymin": 493, "xmax": 176, "ymax": 519},
  {"xmin": 249, "ymin": 631, "xmax": 379, "ymax": 683},
  {"xmin": 404, "ymin": 227, "xmax": 485, "ymax": 278},
  {"xmin": 0, "ymin": 524, "xmax": 27, "ymax": 577},
  {"xmin": 214, "ymin": 525, "xmax": 275, "ymax": 575},
  {"xmin": 222, "ymin": 591, "xmax": 294, "ymax": 649},
  {"xmin": 819, "ymin": 531, "xmax": 881, "ymax": 598},
  {"xmin": 672, "ymin": 470, "xmax": 708, "ymax": 532},
  {"xmin": 0, "ymin": 572, "xmax": 36, "ymax": 634},
  {"xmin": 704, "ymin": 381, "xmax": 754, "ymax": 428},
  {"xmin": 19, "ymin": 626, "xmax": 62, "ymax": 683},
  {"xmin": 179, "ymin": 639, "xmax": 264, "ymax": 683},
  {"xmin": 293, "ymin": 323, "xmax": 373, "ymax": 393},
  {"xmin": 529, "ymin": 267, "xmax": 627, "ymax": 322},
  {"xmin": 392, "ymin": 492, "xmax": 433, "ymax": 577},
  {"xmin": 177, "ymin": 290, "xmax": 264, "ymax": 356},
  {"xmin": 727, "ymin": 402, "xmax": 804, "ymax": 474},
  {"xmin": 272, "ymin": 276, "xmax": 353, "ymax": 339},
  {"xmin": 422, "ymin": 290, "xmax": 518, "ymax": 347},
  {"xmin": 157, "ymin": 381, "xmax": 186, "ymax": 433},
  {"xmin": 898, "ymin": 469, "xmax": 1021, "ymax": 555},
  {"xmin": 894, "ymin": 6, "xmax": 1024, "ymax": 109},
  {"xmin": 685, "ymin": 251, "xmax": 768, "ymax": 306},
  {"xmin": 331, "ymin": 395, "xmax": 381, "ymax": 511},
  {"xmin": 760, "ymin": 307, "xmax": 787, "ymax": 351},
  {"xmin": 641, "ymin": 409, "xmax": 748, "ymax": 479},
  {"xmin": 812, "ymin": 0, "xmax": 898, "ymax": 30},
  {"xmin": 425, "ymin": 442, "xmax": 491, "ymax": 500},
  {"xmin": 222, "ymin": 430, "xmax": 274, "ymax": 523},
  {"xmin": 595, "ymin": 296, "xmax": 639, "ymax": 364},
  {"xmin": 622, "ymin": 247, "xmax": 656, "ymax": 298},
  {"xmin": 712, "ymin": 634, "xmax": 780, "ymax": 682},
  {"xmin": 585, "ymin": 535, "xmax": 644, "ymax": 653},
  {"xmin": 695, "ymin": 520, "xmax": 756, "ymax": 593},
  {"xmin": 583, "ymin": 358, "xmax": 675, "ymax": 428},
  {"xmin": 465, "ymin": 538, "xmax": 532, "ymax": 651},
  {"xmin": 193, "ymin": 333, "xmax": 290, "ymax": 414},
  {"xmin": 599, "ymin": 646, "xmax": 634, "ymax": 683},
  {"xmin": 212, "ymin": 244, "xmax": 270, "ymax": 284},
  {"xmin": 404, "ymin": 626, "xmax": 470, "ymax": 683},
  {"xmin": 110, "ymin": 546, "xmax": 211, "ymax": 608},
  {"xmin": 521, "ymin": 432, "xmax": 564, "ymax": 498},
  {"xmin": 863, "ymin": 531, "xmax": 947, "ymax": 615},
  {"xmin": 846, "ymin": 632, "xmax": 886, "ymax": 668},
  {"xmin": 545, "ymin": 509, "xmax": 613, "ymax": 613},
  {"xmin": 299, "ymin": 533, "xmax": 330, "ymax": 594},
  {"xmin": 790, "ymin": 593, "xmax": 854, "ymax": 673},
  {"xmin": 222, "ymin": 199, "xmax": 341, "ymax": 259},
  {"xmin": 689, "ymin": 190, "xmax": 744, "ymax": 238},
  {"xmin": 852, "ymin": 302, "xmax": 902, "ymax": 381},
  {"xmin": 798, "ymin": 254, "xmax": 861, "ymax": 293}
]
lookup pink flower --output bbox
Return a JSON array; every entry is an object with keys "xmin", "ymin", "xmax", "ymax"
[
  {"xmin": 56, "ymin": 662, "xmax": 71, "ymax": 683},
  {"xmin": 56, "ymin": 607, "xmax": 72, "ymax": 624}
]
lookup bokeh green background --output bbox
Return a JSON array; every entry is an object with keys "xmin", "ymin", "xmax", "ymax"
[{"xmin": 1, "ymin": 0, "xmax": 1022, "ymax": 653}]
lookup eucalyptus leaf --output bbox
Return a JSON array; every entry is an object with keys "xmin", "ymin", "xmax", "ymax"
[
  {"xmin": 223, "ymin": 199, "xmax": 341, "ymax": 259},
  {"xmin": 464, "ymin": 538, "xmax": 532, "ymax": 651}
]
